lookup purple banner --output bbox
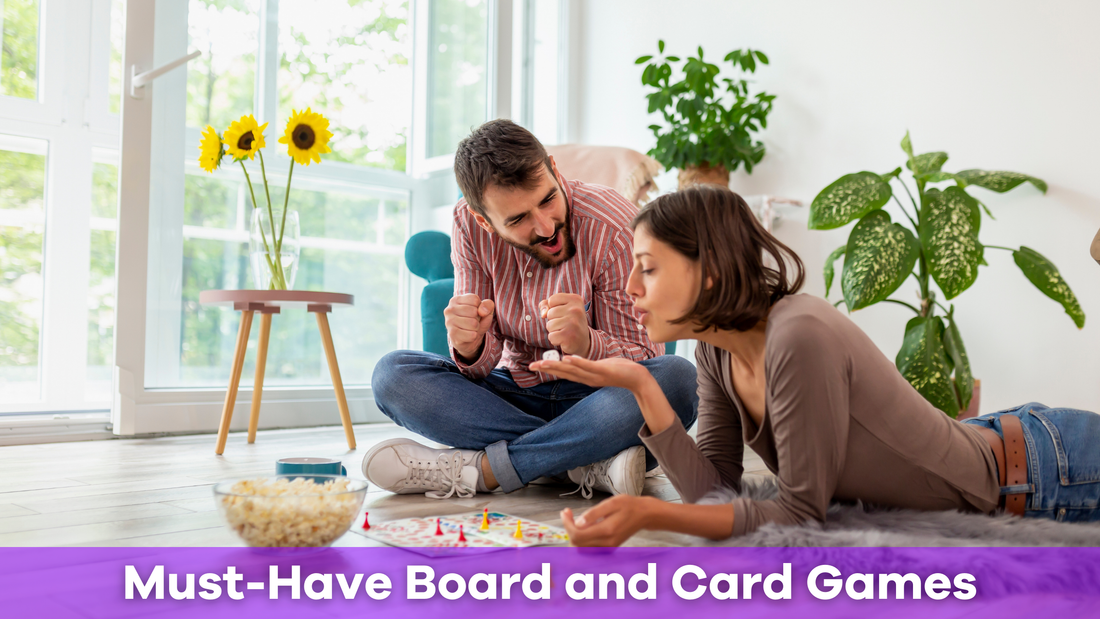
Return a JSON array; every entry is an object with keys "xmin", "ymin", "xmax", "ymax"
[{"xmin": 1, "ymin": 546, "xmax": 1097, "ymax": 618}]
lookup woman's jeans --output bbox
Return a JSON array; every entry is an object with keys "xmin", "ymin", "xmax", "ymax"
[
  {"xmin": 962, "ymin": 402, "xmax": 1100, "ymax": 523},
  {"xmin": 371, "ymin": 350, "xmax": 699, "ymax": 493}
]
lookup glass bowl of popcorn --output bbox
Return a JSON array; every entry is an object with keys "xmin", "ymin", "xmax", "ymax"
[{"xmin": 214, "ymin": 475, "xmax": 369, "ymax": 547}]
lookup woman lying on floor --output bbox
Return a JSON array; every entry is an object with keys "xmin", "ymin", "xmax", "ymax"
[{"xmin": 530, "ymin": 185, "xmax": 1100, "ymax": 546}]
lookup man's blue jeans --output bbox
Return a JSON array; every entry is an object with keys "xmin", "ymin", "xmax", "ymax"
[
  {"xmin": 371, "ymin": 350, "xmax": 699, "ymax": 493},
  {"xmin": 962, "ymin": 402, "xmax": 1100, "ymax": 522}
]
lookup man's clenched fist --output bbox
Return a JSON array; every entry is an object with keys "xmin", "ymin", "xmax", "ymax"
[
  {"xmin": 539, "ymin": 293, "xmax": 591, "ymax": 358},
  {"xmin": 445, "ymin": 293, "xmax": 495, "ymax": 362}
]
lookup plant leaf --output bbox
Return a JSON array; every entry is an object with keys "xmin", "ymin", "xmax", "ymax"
[
  {"xmin": 906, "ymin": 151, "xmax": 948, "ymax": 175},
  {"xmin": 842, "ymin": 210, "xmax": 920, "ymax": 310},
  {"xmin": 896, "ymin": 316, "xmax": 961, "ymax": 417},
  {"xmin": 809, "ymin": 172, "xmax": 892, "ymax": 230},
  {"xmin": 900, "ymin": 131, "xmax": 918, "ymax": 175},
  {"xmin": 666, "ymin": 55, "xmax": 680, "ymax": 62},
  {"xmin": 955, "ymin": 170, "xmax": 1048, "ymax": 194},
  {"xmin": 824, "ymin": 245, "xmax": 846, "ymax": 297},
  {"xmin": 920, "ymin": 187, "xmax": 983, "ymax": 299},
  {"xmin": 1013, "ymin": 246, "xmax": 1086, "ymax": 328},
  {"xmin": 754, "ymin": 50, "xmax": 770, "ymax": 64},
  {"xmin": 916, "ymin": 171, "xmax": 968, "ymax": 187},
  {"xmin": 658, "ymin": 39, "xmax": 665, "ymax": 53},
  {"xmin": 635, "ymin": 55, "xmax": 653, "ymax": 64},
  {"xmin": 879, "ymin": 167, "xmax": 903, "ymax": 182},
  {"xmin": 942, "ymin": 306, "xmax": 973, "ymax": 412}
]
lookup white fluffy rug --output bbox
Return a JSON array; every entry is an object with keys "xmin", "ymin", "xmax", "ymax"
[{"xmin": 699, "ymin": 476, "xmax": 1100, "ymax": 547}]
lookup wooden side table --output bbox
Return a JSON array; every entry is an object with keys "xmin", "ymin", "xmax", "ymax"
[{"xmin": 198, "ymin": 290, "xmax": 357, "ymax": 455}]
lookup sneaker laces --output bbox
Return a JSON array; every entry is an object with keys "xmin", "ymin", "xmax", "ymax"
[
  {"xmin": 562, "ymin": 458, "xmax": 612, "ymax": 500},
  {"xmin": 404, "ymin": 451, "xmax": 475, "ymax": 500}
]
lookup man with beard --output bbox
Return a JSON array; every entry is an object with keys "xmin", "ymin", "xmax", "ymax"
[{"xmin": 365, "ymin": 120, "xmax": 698, "ymax": 500}]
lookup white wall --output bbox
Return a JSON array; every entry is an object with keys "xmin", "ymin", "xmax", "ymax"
[{"xmin": 570, "ymin": 0, "xmax": 1100, "ymax": 413}]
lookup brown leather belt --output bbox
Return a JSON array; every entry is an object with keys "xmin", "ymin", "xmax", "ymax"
[{"xmin": 973, "ymin": 415, "xmax": 1029, "ymax": 516}]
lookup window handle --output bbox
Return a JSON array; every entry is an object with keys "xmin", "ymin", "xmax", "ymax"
[{"xmin": 130, "ymin": 50, "xmax": 202, "ymax": 99}]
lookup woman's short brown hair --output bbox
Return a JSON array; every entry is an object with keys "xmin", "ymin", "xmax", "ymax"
[{"xmin": 632, "ymin": 186, "xmax": 805, "ymax": 332}]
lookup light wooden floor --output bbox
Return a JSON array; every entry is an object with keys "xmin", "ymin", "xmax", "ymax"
[{"xmin": 0, "ymin": 423, "xmax": 772, "ymax": 547}]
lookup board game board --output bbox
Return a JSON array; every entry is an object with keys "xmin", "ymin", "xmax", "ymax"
[{"xmin": 355, "ymin": 510, "xmax": 569, "ymax": 555}]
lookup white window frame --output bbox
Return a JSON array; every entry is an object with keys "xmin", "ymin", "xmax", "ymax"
[
  {"xmin": 411, "ymin": 0, "xmax": 515, "ymax": 175},
  {"xmin": 0, "ymin": 0, "xmax": 565, "ymax": 437},
  {"xmin": 510, "ymin": 0, "xmax": 567, "ymax": 146},
  {"xmin": 112, "ymin": 0, "xmax": 472, "ymax": 436},
  {"xmin": 0, "ymin": 0, "xmax": 120, "ymax": 419},
  {"xmin": 0, "ymin": 0, "xmax": 64, "ymax": 124}
]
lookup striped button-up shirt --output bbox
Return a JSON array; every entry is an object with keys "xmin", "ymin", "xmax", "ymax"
[{"xmin": 450, "ymin": 177, "xmax": 662, "ymax": 387}]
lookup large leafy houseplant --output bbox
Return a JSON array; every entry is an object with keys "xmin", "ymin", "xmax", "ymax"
[
  {"xmin": 636, "ymin": 41, "xmax": 776, "ymax": 188},
  {"xmin": 811, "ymin": 132, "xmax": 1084, "ymax": 417}
]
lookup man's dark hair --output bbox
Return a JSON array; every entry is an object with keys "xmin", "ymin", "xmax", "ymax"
[
  {"xmin": 454, "ymin": 119, "xmax": 553, "ymax": 219},
  {"xmin": 632, "ymin": 185, "xmax": 805, "ymax": 333}
]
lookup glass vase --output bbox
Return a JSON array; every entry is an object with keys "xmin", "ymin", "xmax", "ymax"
[{"xmin": 249, "ymin": 208, "xmax": 300, "ymax": 290}]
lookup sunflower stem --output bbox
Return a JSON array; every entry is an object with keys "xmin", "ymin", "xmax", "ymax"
[
  {"xmin": 240, "ymin": 160, "xmax": 279, "ymax": 288},
  {"xmin": 277, "ymin": 159, "xmax": 294, "ymax": 255},
  {"xmin": 257, "ymin": 151, "xmax": 286, "ymax": 289}
]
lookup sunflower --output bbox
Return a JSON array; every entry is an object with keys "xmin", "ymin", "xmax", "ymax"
[
  {"xmin": 279, "ymin": 107, "xmax": 333, "ymax": 165},
  {"xmin": 197, "ymin": 125, "xmax": 225, "ymax": 173},
  {"xmin": 223, "ymin": 114, "xmax": 268, "ymax": 161}
]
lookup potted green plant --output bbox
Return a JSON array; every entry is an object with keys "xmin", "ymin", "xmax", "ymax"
[
  {"xmin": 636, "ymin": 41, "xmax": 776, "ymax": 189},
  {"xmin": 810, "ymin": 132, "xmax": 1085, "ymax": 417}
]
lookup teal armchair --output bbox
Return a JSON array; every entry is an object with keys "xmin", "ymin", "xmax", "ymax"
[{"xmin": 405, "ymin": 231, "xmax": 455, "ymax": 357}]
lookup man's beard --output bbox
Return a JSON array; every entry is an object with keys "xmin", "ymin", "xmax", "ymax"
[{"xmin": 502, "ymin": 220, "xmax": 577, "ymax": 269}]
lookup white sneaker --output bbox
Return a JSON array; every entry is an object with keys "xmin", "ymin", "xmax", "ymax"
[
  {"xmin": 564, "ymin": 446, "xmax": 646, "ymax": 499},
  {"xmin": 362, "ymin": 438, "xmax": 481, "ymax": 499}
]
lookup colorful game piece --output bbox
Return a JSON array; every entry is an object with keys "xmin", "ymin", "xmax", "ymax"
[
  {"xmin": 541, "ymin": 350, "xmax": 560, "ymax": 362},
  {"xmin": 361, "ymin": 512, "xmax": 371, "ymax": 530},
  {"xmin": 458, "ymin": 525, "xmax": 467, "ymax": 542},
  {"xmin": 480, "ymin": 508, "xmax": 490, "ymax": 531},
  {"xmin": 538, "ymin": 532, "xmax": 544, "ymax": 541},
  {"xmin": 514, "ymin": 520, "xmax": 523, "ymax": 539},
  {"xmin": 434, "ymin": 518, "xmax": 443, "ymax": 536}
]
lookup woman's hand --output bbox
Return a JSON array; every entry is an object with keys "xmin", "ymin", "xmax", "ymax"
[
  {"xmin": 563, "ymin": 499, "xmax": 738, "ymax": 545},
  {"xmin": 530, "ymin": 355, "xmax": 652, "ymax": 392},
  {"xmin": 560, "ymin": 496, "xmax": 656, "ymax": 547}
]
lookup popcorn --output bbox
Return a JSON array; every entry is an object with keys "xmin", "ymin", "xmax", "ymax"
[{"xmin": 217, "ymin": 477, "xmax": 364, "ymax": 547}]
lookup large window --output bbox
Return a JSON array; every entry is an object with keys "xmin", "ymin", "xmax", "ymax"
[
  {"xmin": 0, "ymin": 1, "xmax": 121, "ymax": 415},
  {"xmin": 427, "ymin": 0, "xmax": 488, "ymax": 158},
  {"xmin": 0, "ymin": 0, "xmax": 40, "ymax": 100},
  {"xmin": 0, "ymin": 137, "xmax": 47, "ymax": 402},
  {"xmin": 0, "ymin": 0, "xmax": 563, "ymax": 431},
  {"xmin": 142, "ymin": 0, "xmax": 413, "ymax": 390},
  {"xmin": 88, "ymin": 151, "xmax": 120, "ymax": 403}
]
